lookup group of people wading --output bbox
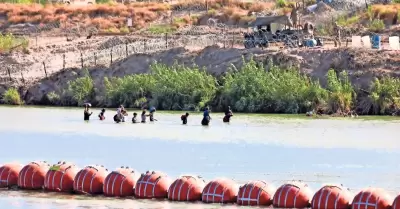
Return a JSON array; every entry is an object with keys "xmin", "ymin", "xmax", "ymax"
[{"xmin": 84, "ymin": 103, "xmax": 234, "ymax": 125}]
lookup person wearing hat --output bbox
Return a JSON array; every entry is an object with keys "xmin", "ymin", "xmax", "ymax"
[{"xmin": 84, "ymin": 104, "xmax": 93, "ymax": 121}]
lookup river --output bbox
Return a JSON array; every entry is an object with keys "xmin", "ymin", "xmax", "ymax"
[{"xmin": 0, "ymin": 106, "xmax": 399, "ymax": 209}]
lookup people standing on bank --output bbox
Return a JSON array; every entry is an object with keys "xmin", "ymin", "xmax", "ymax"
[
  {"xmin": 84, "ymin": 104, "xmax": 93, "ymax": 121},
  {"xmin": 181, "ymin": 112, "xmax": 189, "ymax": 125},
  {"xmin": 223, "ymin": 106, "xmax": 233, "ymax": 123},
  {"xmin": 333, "ymin": 22, "xmax": 342, "ymax": 48},
  {"xmin": 201, "ymin": 107, "xmax": 211, "ymax": 126}
]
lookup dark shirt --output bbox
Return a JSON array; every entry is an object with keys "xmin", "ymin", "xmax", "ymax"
[
  {"xmin": 132, "ymin": 117, "xmax": 137, "ymax": 123},
  {"xmin": 84, "ymin": 110, "xmax": 92, "ymax": 121},
  {"xmin": 181, "ymin": 115, "xmax": 188, "ymax": 124},
  {"xmin": 203, "ymin": 110, "xmax": 209, "ymax": 117}
]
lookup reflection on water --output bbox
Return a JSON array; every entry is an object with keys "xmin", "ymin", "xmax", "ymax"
[{"xmin": 0, "ymin": 106, "xmax": 399, "ymax": 208}]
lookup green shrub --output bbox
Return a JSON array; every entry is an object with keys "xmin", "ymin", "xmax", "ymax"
[
  {"xmin": 276, "ymin": 0, "xmax": 287, "ymax": 8},
  {"xmin": 67, "ymin": 69, "xmax": 94, "ymax": 106},
  {"xmin": 368, "ymin": 19, "xmax": 385, "ymax": 32},
  {"xmin": 46, "ymin": 91, "xmax": 61, "ymax": 105},
  {"xmin": 326, "ymin": 69, "xmax": 356, "ymax": 113},
  {"xmin": 104, "ymin": 74, "xmax": 155, "ymax": 108},
  {"xmin": 150, "ymin": 62, "xmax": 218, "ymax": 110},
  {"xmin": 147, "ymin": 24, "xmax": 177, "ymax": 35},
  {"xmin": 359, "ymin": 76, "xmax": 400, "ymax": 115},
  {"xmin": 0, "ymin": 33, "xmax": 29, "ymax": 53},
  {"xmin": 218, "ymin": 58, "xmax": 328, "ymax": 113},
  {"xmin": 2, "ymin": 88, "xmax": 23, "ymax": 105}
]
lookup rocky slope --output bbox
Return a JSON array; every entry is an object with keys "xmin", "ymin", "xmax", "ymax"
[{"xmin": 1, "ymin": 45, "xmax": 400, "ymax": 105}]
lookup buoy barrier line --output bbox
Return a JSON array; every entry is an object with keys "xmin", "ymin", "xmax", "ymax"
[{"xmin": 3, "ymin": 162, "xmax": 400, "ymax": 208}]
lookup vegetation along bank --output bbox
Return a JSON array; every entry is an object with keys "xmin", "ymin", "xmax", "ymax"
[{"xmin": 1, "ymin": 56, "xmax": 400, "ymax": 116}]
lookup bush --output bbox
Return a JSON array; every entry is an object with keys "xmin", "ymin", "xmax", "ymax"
[
  {"xmin": 359, "ymin": 76, "xmax": 400, "ymax": 115},
  {"xmin": 218, "ymin": 58, "xmax": 328, "ymax": 113},
  {"xmin": 326, "ymin": 69, "xmax": 356, "ymax": 113},
  {"xmin": 0, "ymin": 33, "xmax": 29, "ymax": 53},
  {"xmin": 150, "ymin": 62, "xmax": 218, "ymax": 110},
  {"xmin": 67, "ymin": 69, "xmax": 94, "ymax": 106},
  {"xmin": 46, "ymin": 91, "xmax": 61, "ymax": 105},
  {"xmin": 104, "ymin": 74, "xmax": 155, "ymax": 108},
  {"xmin": 368, "ymin": 19, "xmax": 385, "ymax": 32},
  {"xmin": 2, "ymin": 88, "xmax": 22, "ymax": 105}
]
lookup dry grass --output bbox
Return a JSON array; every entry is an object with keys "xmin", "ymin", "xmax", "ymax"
[
  {"xmin": 172, "ymin": 0, "xmax": 274, "ymax": 13},
  {"xmin": 0, "ymin": 0, "xmax": 277, "ymax": 33},
  {"xmin": 0, "ymin": 2, "xmax": 170, "ymax": 30},
  {"xmin": 369, "ymin": 4, "xmax": 400, "ymax": 24},
  {"xmin": 196, "ymin": 5, "xmax": 255, "ymax": 26}
]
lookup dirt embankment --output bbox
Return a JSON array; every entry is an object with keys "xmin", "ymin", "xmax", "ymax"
[{"xmin": 1, "ymin": 45, "xmax": 400, "ymax": 105}]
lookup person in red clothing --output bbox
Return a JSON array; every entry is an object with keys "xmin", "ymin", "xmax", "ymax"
[
  {"xmin": 98, "ymin": 109, "xmax": 106, "ymax": 120},
  {"xmin": 181, "ymin": 113, "xmax": 189, "ymax": 125}
]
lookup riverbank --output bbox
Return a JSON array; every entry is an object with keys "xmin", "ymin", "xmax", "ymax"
[
  {"xmin": 1, "ymin": 46, "xmax": 400, "ymax": 116},
  {"xmin": 2, "ymin": 105, "xmax": 400, "ymax": 121}
]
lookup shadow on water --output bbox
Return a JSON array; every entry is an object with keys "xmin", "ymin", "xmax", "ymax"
[{"xmin": 0, "ymin": 106, "xmax": 400, "ymax": 208}]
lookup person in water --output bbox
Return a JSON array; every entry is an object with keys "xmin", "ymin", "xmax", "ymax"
[
  {"xmin": 115, "ymin": 105, "xmax": 128, "ymax": 123},
  {"xmin": 181, "ymin": 112, "xmax": 189, "ymax": 125},
  {"xmin": 149, "ymin": 107, "xmax": 157, "ymax": 122},
  {"xmin": 132, "ymin": 112, "xmax": 138, "ymax": 123},
  {"xmin": 201, "ymin": 107, "xmax": 211, "ymax": 126},
  {"xmin": 141, "ymin": 110, "xmax": 149, "ymax": 123},
  {"xmin": 98, "ymin": 108, "xmax": 106, "ymax": 120},
  {"xmin": 223, "ymin": 106, "xmax": 233, "ymax": 123},
  {"xmin": 84, "ymin": 104, "xmax": 93, "ymax": 121}
]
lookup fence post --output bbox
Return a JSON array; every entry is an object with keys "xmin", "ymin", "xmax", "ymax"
[
  {"xmin": 143, "ymin": 40, "xmax": 146, "ymax": 53},
  {"xmin": 7, "ymin": 67, "xmax": 11, "ymax": 81},
  {"xmin": 165, "ymin": 33, "xmax": 168, "ymax": 49},
  {"xmin": 110, "ymin": 47, "xmax": 113, "ymax": 65},
  {"xmin": 63, "ymin": 54, "xmax": 66, "ymax": 70},
  {"xmin": 80, "ymin": 52, "xmax": 84, "ymax": 68},
  {"xmin": 125, "ymin": 42, "xmax": 128, "ymax": 58},
  {"xmin": 223, "ymin": 26, "xmax": 226, "ymax": 48},
  {"xmin": 21, "ymin": 71, "xmax": 25, "ymax": 84},
  {"xmin": 232, "ymin": 31, "xmax": 235, "ymax": 48},
  {"xmin": 94, "ymin": 52, "xmax": 97, "ymax": 66},
  {"xmin": 42, "ymin": 61, "xmax": 47, "ymax": 78}
]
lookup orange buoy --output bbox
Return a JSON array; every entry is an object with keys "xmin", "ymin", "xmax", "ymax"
[
  {"xmin": 18, "ymin": 161, "xmax": 50, "ymax": 190},
  {"xmin": 351, "ymin": 188, "xmax": 392, "ymax": 209},
  {"xmin": 103, "ymin": 166, "xmax": 140, "ymax": 197},
  {"xmin": 0, "ymin": 163, "xmax": 23, "ymax": 188},
  {"xmin": 73, "ymin": 165, "xmax": 108, "ymax": 195},
  {"xmin": 237, "ymin": 180, "xmax": 275, "ymax": 206},
  {"xmin": 44, "ymin": 161, "xmax": 79, "ymax": 192},
  {"xmin": 392, "ymin": 194, "xmax": 400, "ymax": 209},
  {"xmin": 273, "ymin": 181, "xmax": 313, "ymax": 208},
  {"xmin": 202, "ymin": 178, "xmax": 239, "ymax": 204},
  {"xmin": 168, "ymin": 175, "xmax": 206, "ymax": 202},
  {"xmin": 311, "ymin": 184, "xmax": 352, "ymax": 209},
  {"xmin": 134, "ymin": 171, "xmax": 172, "ymax": 199}
]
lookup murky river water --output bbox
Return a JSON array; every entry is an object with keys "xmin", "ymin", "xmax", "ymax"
[{"xmin": 0, "ymin": 106, "xmax": 400, "ymax": 208}]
